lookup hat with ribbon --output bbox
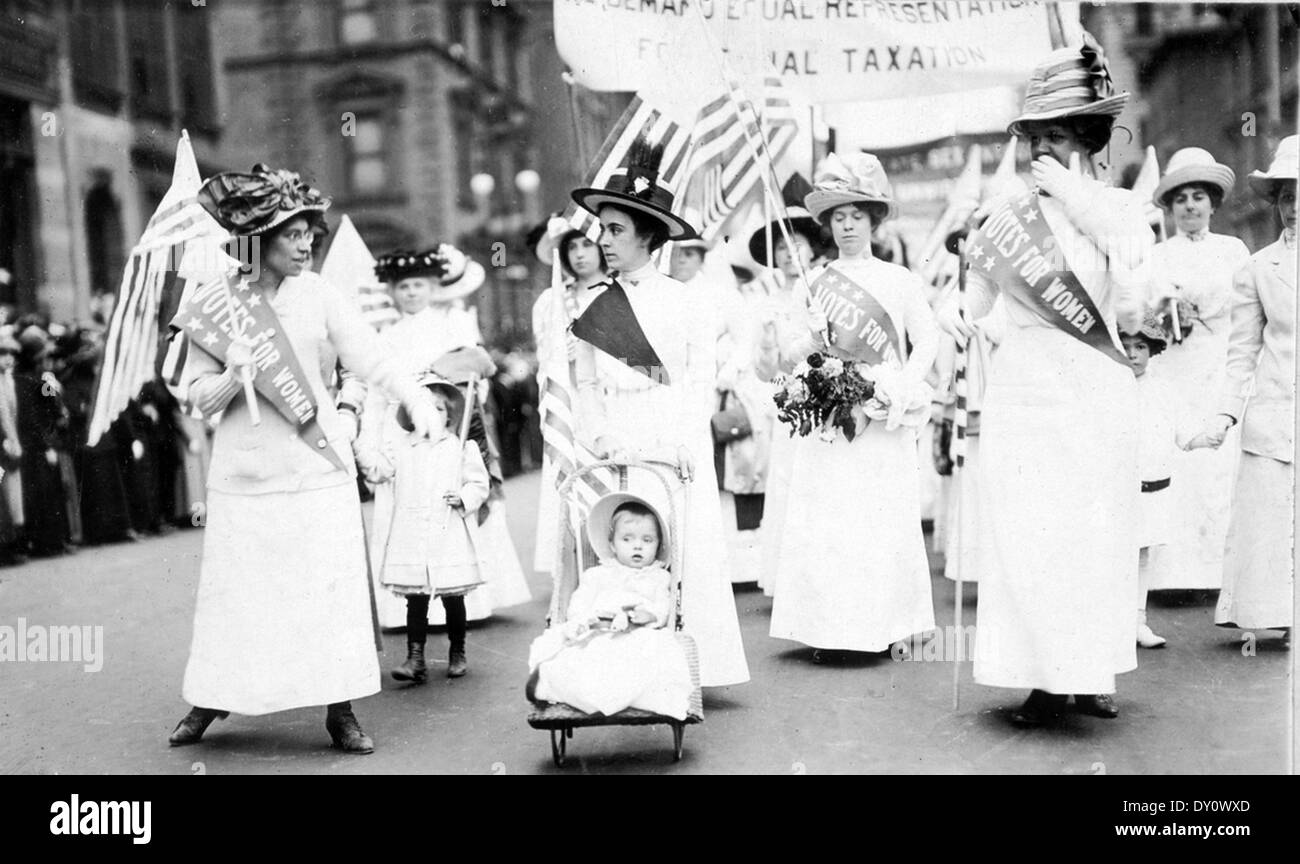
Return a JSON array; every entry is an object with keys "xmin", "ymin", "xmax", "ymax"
[
  {"xmin": 1008, "ymin": 32, "xmax": 1129, "ymax": 136},
  {"xmin": 374, "ymin": 245, "xmax": 486, "ymax": 301},
  {"xmin": 1247, "ymin": 134, "xmax": 1299, "ymax": 199},
  {"xmin": 1153, "ymin": 147, "xmax": 1236, "ymax": 209},
  {"xmin": 571, "ymin": 138, "xmax": 700, "ymax": 241},
  {"xmin": 197, "ymin": 163, "xmax": 331, "ymax": 237},
  {"xmin": 804, "ymin": 152, "xmax": 898, "ymax": 223},
  {"xmin": 749, "ymin": 173, "xmax": 826, "ymax": 266}
]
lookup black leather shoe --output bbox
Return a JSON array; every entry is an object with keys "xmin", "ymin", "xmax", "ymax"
[
  {"xmin": 168, "ymin": 707, "xmax": 229, "ymax": 746},
  {"xmin": 391, "ymin": 641, "xmax": 427, "ymax": 684},
  {"xmin": 1074, "ymin": 693, "xmax": 1120, "ymax": 718},
  {"xmin": 325, "ymin": 703, "xmax": 374, "ymax": 754},
  {"xmin": 447, "ymin": 649, "xmax": 468, "ymax": 678},
  {"xmin": 1010, "ymin": 690, "xmax": 1067, "ymax": 727}
]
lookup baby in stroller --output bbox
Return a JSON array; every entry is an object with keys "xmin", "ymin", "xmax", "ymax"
[{"xmin": 527, "ymin": 491, "xmax": 693, "ymax": 720}]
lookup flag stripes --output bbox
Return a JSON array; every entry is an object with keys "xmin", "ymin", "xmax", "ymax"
[
  {"xmin": 88, "ymin": 134, "xmax": 227, "ymax": 446},
  {"xmin": 561, "ymin": 94, "xmax": 694, "ymax": 241}
]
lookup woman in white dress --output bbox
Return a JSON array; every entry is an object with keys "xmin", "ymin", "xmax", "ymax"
[
  {"xmin": 768, "ymin": 153, "xmax": 939, "ymax": 660},
  {"xmin": 937, "ymin": 36, "xmax": 1152, "ymax": 726},
  {"xmin": 752, "ymin": 179, "xmax": 827, "ymax": 598},
  {"xmin": 1143, "ymin": 148, "xmax": 1251, "ymax": 594},
  {"xmin": 531, "ymin": 219, "xmax": 608, "ymax": 573},
  {"xmin": 1199, "ymin": 135, "xmax": 1297, "ymax": 636},
  {"xmin": 570, "ymin": 142, "xmax": 750, "ymax": 687},
  {"xmin": 169, "ymin": 164, "xmax": 438, "ymax": 753}
]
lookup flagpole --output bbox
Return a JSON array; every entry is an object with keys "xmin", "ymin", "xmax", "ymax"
[
  {"xmin": 688, "ymin": 2, "xmax": 821, "ymax": 339},
  {"xmin": 951, "ymin": 236, "xmax": 970, "ymax": 711},
  {"xmin": 221, "ymin": 280, "xmax": 261, "ymax": 426},
  {"xmin": 443, "ymin": 375, "xmax": 480, "ymax": 530}
]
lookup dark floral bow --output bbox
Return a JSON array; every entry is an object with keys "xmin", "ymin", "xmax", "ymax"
[
  {"xmin": 1080, "ymin": 32, "xmax": 1116, "ymax": 100},
  {"xmin": 198, "ymin": 163, "xmax": 330, "ymax": 234}
]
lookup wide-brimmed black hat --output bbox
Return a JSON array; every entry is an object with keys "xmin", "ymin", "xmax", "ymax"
[
  {"xmin": 197, "ymin": 163, "xmax": 331, "ymax": 237},
  {"xmin": 748, "ymin": 173, "xmax": 825, "ymax": 266},
  {"xmin": 374, "ymin": 246, "xmax": 485, "ymax": 301},
  {"xmin": 571, "ymin": 138, "xmax": 699, "ymax": 241}
]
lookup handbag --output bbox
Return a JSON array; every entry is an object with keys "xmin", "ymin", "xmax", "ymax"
[{"xmin": 711, "ymin": 391, "xmax": 752, "ymax": 444}]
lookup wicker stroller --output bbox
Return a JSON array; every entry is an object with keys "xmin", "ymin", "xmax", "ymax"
[{"xmin": 527, "ymin": 458, "xmax": 704, "ymax": 766}]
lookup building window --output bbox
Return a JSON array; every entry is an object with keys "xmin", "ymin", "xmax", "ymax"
[
  {"xmin": 451, "ymin": 90, "xmax": 483, "ymax": 210},
  {"xmin": 85, "ymin": 175, "xmax": 126, "ymax": 298},
  {"xmin": 339, "ymin": 0, "xmax": 379, "ymax": 45},
  {"xmin": 70, "ymin": 4, "xmax": 123, "ymax": 113},
  {"xmin": 347, "ymin": 114, "xmax": 389, "ymax": 196},
  {"xmin": 125, "ymin": 3, "xmax": 171, "ymax": 121},
  {"xmin": 176, "ymin": 4, "xmax": 218, "ymax": 132}
]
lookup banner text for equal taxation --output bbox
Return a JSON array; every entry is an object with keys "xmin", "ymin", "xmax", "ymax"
[{"xmin": 556, "ymin": 1, "xmax": 1056, "ymax": 103}]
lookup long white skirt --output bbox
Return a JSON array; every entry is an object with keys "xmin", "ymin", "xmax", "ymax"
[
  {"xmin": 1216, "ymin": 454, "xmax": 1294, "ymax": 630},
  {"xmin": 1143, "ymin": 430, "xmax": 1240, "ymax": 589},
  {"xmin": 943, "ymin": 436, "xmax": 984, "ymax": 583},
  {"xmin": 533, "ymin": 453, "xmax": 561, "ymax": 573},
  {"xmin": 182, "ymin": 482, "xmax": 380, "ymax": 715},
  {"xmin": 602, "ymin": 384, "xmax": 750, "ymax": 686},
  {"xmin": 757, "ymin": 426, "xmax": 797, "ymax": 597},
  {"xmin": 770, "ymin": 423, "xmax": 936, "ymax": 652},
  {"xmin": 973, "ymin": 327, "xmax": 1138, "ymax": 695}
]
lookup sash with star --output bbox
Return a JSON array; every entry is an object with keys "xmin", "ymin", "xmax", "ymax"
[
  {"xmin": 807, "ymin": 268, "xmax": 901, "ymax": 367},
  {"xmin": 966, "ymin": 193, "xmax": 1128, "ymax": 367},
  {"xmin": 169, "ymin": 269, "xmax": 344, "ymax": 470}
]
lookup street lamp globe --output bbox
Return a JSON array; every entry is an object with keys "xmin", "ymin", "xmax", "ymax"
[
  {"xmin": 514, "ymin": 169, "xmax": 540, "ymax": 194},
  {"xmin": 469, "ymin": 173, "xmax": 496, "ymax": 198}
]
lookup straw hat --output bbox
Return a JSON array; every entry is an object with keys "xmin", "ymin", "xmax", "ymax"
[
  {"xmin": 1122, "ymin": 307, "xmax": 1170, "ymax": 357},
  {"xmin": 197, "ymin": 163, "xmax": 331, "ymax": 237},
  {"xmin": 674, "ymin": 238, "xmax": 713, "ymax": 254},
  {"xmin": 572, "ymin": 138, "xmax": 700, "ymax": 241},
  {"xmin": 374, "ymin": 246, "xmax": 486, "ymax": 302},
  {"xmin": 804, "ymin": 152, "xmax": 897, "ymax": 223},
  {"xmin": 1007, "ymin": 33, "xmax": 1129, "ymax": 136},
  {"xmin": 1247, "ymin": 134, "xmax": 1299, "ymax": 199},
  {"xmin": 586, "ymin": 491, "xmax": 671, "ymax": 564},
  {"xmin": 1153, "ymin": 148, "xmax": 1236, "ymax": 209}
]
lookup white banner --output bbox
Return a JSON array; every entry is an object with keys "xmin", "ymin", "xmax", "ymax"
[{"xmin": 555, "ymin": 0, "xmax": 1059, "ymax": 105}]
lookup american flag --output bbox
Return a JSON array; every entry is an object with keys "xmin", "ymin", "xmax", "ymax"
[
  {"xmin": 320, "ymin": 214, "xmax": 400, "ymax": 330},
  {"xmin": 676, "ymin": 75, "xmax": 799, "ymax": 242},
  {"xmin": 561, "ymin": 94, "xmax": 694, "ymax": 241},
  {"xmin": 88, "ymin": 131, "xmax": 228, "ymax": 446},
  {"xmin": 538, "ymin": 257, "xmax": 617, "ymax": 516}
]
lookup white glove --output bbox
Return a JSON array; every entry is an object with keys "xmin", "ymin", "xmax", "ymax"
[
  {"xmin": 225, "ymin": 338, "xmax": 255, "ymax": 379},
  {"xmin": 1031, "ymin": 154, "xmax": 1086, "ymax": 208},
  {"xmin": 936, "ymin": 294, "xmax": 975, "ymax": 341},
  {"xmin": 609, "ymin": 611, "xmax": 630, "ymax": 633},
  {"xmin": 438, "ymin": 244, "xmax": 469, "ymax": 282},
  {"xmin": 131, "ymin": 440, "xmax": 145, "ymax": 461}
]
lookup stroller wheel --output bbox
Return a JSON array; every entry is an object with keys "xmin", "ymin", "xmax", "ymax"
[
  {"xmin": 671, "ymin": 723, "xmax": 685, "ymax": 762},
  {"xmin": 550, "ymin": 728, "xmax": 568, "ymax": 767}
]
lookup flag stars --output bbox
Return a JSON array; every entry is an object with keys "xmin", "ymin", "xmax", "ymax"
[
  {"xmin": 202, "ymin": 332, "xmax": 218, "ymax": 346},
  {"xmin": 1022, "ymin": 209, "xmax": 1039, "ymax": 223},
  {"xmin": 186, "ymin": 317, "xmax": 204, "ymax": 332},
  {"xmin": 246, "ymin": 294, "xmax": 262, "ymax": 308},
  {"xmin": 967, "ymin": 244, "xmax": 985, "ymax": 261},
  {"xmin": 982, "ymin": 257, "xmax": 996, "ymax": 272}
]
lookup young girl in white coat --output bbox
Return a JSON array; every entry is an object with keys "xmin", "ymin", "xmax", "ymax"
[{"xmin": 361, "ymin": 378, "xmax": 490, "ymax": 682}]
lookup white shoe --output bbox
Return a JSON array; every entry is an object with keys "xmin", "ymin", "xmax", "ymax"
[{"xmin": 1136, "ymin": 623, "xmax": 1167, "ymax": 649}]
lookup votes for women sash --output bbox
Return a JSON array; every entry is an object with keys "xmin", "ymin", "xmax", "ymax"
[
  {"xmin": 808, "ymin": 268, "xmax": 901, "ymax": 367},
  {"xmin": 966, "ymin": 194, "xmax": 1128, "ymax": 366},
  {"xmin": 169, "ymin": 270, "xmax": 345, "ymax": 470}
]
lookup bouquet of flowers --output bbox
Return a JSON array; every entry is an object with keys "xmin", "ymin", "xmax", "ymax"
[
  {"xmin": 772, "ymin": 352, "xmax": 875, "ymax": 442},
  {"xmin": 773, "ymin": 352, "xmax": 933, "ymax": 443},
  {"xmin": 1156, "ymin": 295, "xmax": 1204, "ymax": 342}
]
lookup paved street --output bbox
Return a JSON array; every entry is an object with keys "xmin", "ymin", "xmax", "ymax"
[{"xmin": 0, "ymin": 471, "xmax": 1291, "ymax": 775}]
